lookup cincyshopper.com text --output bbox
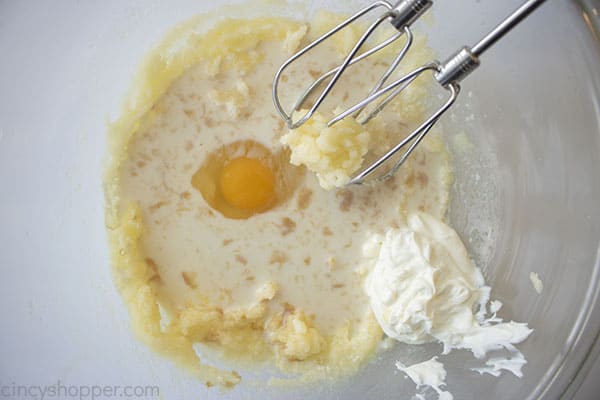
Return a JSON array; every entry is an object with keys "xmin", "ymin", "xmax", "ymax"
[{"xmin": 0, "ymin": 381, "xmax": 160, "ymax": 400}]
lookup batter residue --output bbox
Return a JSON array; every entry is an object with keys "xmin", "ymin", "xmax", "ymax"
[{"xmin": 104, "ymin": 11, "xmax": 451, "ymax": 387}]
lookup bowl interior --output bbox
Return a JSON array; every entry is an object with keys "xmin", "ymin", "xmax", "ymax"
[{"xmin": 0, "ymin": 1, "xmax": 599, "ymax": 399}]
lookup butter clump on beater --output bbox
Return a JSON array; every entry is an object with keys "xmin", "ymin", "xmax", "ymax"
[{"xmin": 281, "ymin": 110, "xmax": 371, "ymax": 190}]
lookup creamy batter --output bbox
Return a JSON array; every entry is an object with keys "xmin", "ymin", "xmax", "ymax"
[
  {"xmin": 103, "ymin": 5, "xmax": 535, "ymax": 396},
  {"xmin": 105, "ymin": 13, "xmax": 452, "ymax": 387}
]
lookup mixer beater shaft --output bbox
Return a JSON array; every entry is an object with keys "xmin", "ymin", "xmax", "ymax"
[{"xmin": 273, "ymin": 0, "xmax": 547, "ymax": 185}]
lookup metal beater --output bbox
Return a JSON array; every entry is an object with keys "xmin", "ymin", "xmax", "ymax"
[{"xmin": 272, "ymin": 0, "xmax": 547, "ymax": 185}]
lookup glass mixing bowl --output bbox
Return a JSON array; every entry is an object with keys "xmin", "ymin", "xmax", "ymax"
[{"xmin": 0, "ymin": 0, "xmax": 598, "ymax": 399}]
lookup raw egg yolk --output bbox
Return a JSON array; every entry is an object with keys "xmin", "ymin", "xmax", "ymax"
[{"xmin": 219, "ymin": 157, "xmax": 275, "ymax": 211}]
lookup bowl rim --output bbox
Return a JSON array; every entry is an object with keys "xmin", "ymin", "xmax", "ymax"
[{"xmin": 532, "ymin": 1, "xmax": 600, "ymax": 399}]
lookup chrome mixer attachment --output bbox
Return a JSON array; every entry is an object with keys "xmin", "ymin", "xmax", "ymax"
[{"xmin": 273, "ymin": 0, "xmax": 547, "ymax": 185}]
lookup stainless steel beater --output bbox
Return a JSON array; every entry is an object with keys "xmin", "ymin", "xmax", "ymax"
[{"xmin": 272, "ymin": 0, "xmax": 547, "ymax": 185}]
